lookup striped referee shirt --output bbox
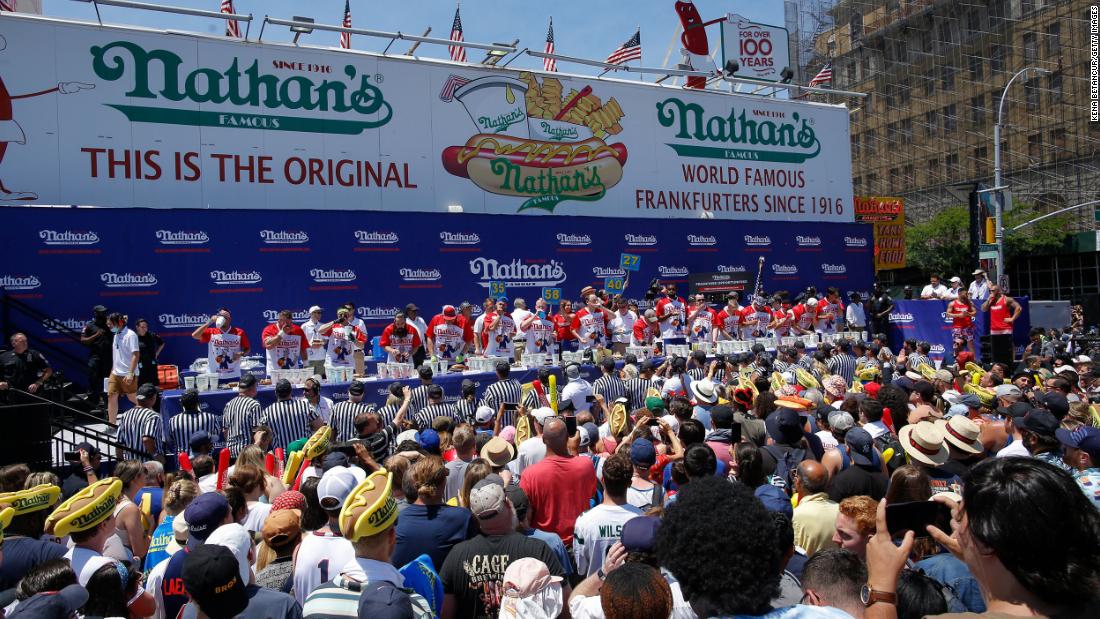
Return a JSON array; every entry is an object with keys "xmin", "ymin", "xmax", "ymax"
[
  {"xmin": 828, "ymin": 352, "xmax": 858, "ymax": 384},
  {"xmin": 414, "ymin": 402, "xmax": 460, "ymax": 431},
  {"xmin": 798, "ymin": 355, "xmax": 816, "ymax": 371},
  {"xmin": 479, "ymin": 378, "xmax": 523, "ymax": 428},
  {"xmin": 260, "ymin": 398, "xmax": 319, "ymax": 451},
  {"xmin": 522, "ymin": 384, "xmax": 561, "ymax": 411},
  {"xmin": 116, "ymin": 406, "xmax": 162, "ymax": 461},
  {"xmin": 773, "ymin": 360, "xmax": 791, "ymax": 374},
  {"xmin": 454, "ymin": 398, "xmax": 477, "ymax": 425},
  {"xmin": 623, "ymin": 377, "xmax": 654, "ymax": 410},
  {"xmin": 592, "ymin": 374, "xmax": 627, "ymax": 407},
  {"xmin": 168, "ymin": 411, "xmax": 223, "ymax": 454},
  {"xmin": 329, "ymin": 400, "xmax": 375, "ymax": 442},
  {"xmin": 408, "ymin": 384, "xmax": 434, "ymax": 415},
  {"xmin": 908, "ymin": 353, "xmax": 931, "ymax": 371},
  {"xmin": 221, "ymin": 395, "xmax": 261, "ymax": 457}
]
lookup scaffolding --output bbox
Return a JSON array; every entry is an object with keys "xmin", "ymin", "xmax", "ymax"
[{"xmin": 801, "ymin": 0, "xmax": 1099, "ymax": 235}]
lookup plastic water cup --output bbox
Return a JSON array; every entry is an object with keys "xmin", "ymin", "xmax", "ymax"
[{"xmin": 183, "ymin": 376, "xmax": 196, "ymax": 390}]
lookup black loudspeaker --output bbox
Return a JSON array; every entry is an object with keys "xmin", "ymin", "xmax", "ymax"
[
  {"xmin": 0, "ymin": 402, "xmax": 52, "ymax": 468},
  {"xmin": 990, "ymin": 334, "xmax": 1014, "ymax": 366}
]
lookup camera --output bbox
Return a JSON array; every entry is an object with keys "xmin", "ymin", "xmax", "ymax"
[{"xmin": 644, "ymin": 278, "xmax": 662, "ymax": 301}]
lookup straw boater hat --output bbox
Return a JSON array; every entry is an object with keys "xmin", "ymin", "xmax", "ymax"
[
  {"xmin": 935, "ymin": 416, "xmax": 984, "ymax": 454},
  {"xmin": 44, "ymin": 478, "xmax": 123, "ymax": 537},
  {"xmin": 0, "ymin": 483, "xmax": 62, "ymax": 516},
  {"xmin": 339, "ymin": 469, "xmax": 399, "ymax": 543},
  {"xmin": 898, "ymin": 422, "xmax": 949, "ymax": 467}
]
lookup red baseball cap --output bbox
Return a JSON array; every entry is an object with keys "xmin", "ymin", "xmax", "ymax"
[{"xmin": 442, "ymin": 305, "xmax": 457, "ymax": 320}]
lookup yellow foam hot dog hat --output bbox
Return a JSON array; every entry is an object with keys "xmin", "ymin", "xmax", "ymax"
[
  {"xmin": 45, "ymin": 478, "xmax": 122, "ymax": 537},
  {"xmin": 303, "ymin": 425, "xmax": 334, "ymax": 460},
  {"xmin": 0, "ymin": 506, "xmax": 14, "ymax": 545},
  {"xmin": 0, "ymin": 484, "xmax": 62, "ymax": 516},
  {"xmin": 339, "ymin": 469, "xmax": 398, "ymax": 542}
]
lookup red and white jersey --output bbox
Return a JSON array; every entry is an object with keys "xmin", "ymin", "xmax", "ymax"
[
  {"xmin": 324, "ymin": 324, "xmax": 366, "ymax": 367},
  {"xmin": 816, "ymin": 298, "xmax": 844, "ymax": 334},
  {"xmin": 483, "ymin": 313, "xmax": 516, "ymax": 357},
  {"xmin": 200, "ymin": 327, "xmax": 249, "ymax": 379},
  {"xmin": 525, "ymin": 318, "xmax": 557, "ymax": 354},
  {"xmin": 379, "ymin": 324, "xmax": 422, "ymax": 363},
  {"xmin": 427, "ymin": 315, "xmax": 471, "ymax": 361},
  {"xmin": 715, "ymin": 305, "xmax": 743, "ymax": 340},
  {"xmin": 793, "ymin": 304, "xmax": 817, "ymax": 332},
  {"xmin": 261, "ymin": 323, "xmax": 308, "ymax": 374},
  {"xmin": 770, "ymin": 307, "xmax": 794, "ymax": 337},
  {"xmin": 632, "ymin": 320, "xmax": 659, "ymax": 347},
  {"xmin": 740, "ymin": 305, "xmax": 773, "ymax": 339},
  {"xmin": 688, "ymin": 305, "xmax": 718, "ymax": 343},
  {"xmin": 572, "ymin": 308, "xmax": 610, "ymax": 350},
  {"xmin": 655, "ymin": 296, "xmax": 687, "ymax": 339}
]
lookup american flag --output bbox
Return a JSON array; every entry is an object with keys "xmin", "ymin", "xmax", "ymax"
[
  {"xmin": 221, "ymin": 0, "xmax": 240, "ymax": 38},
  {"xmin": 0, "ymin": 1, "xmax": 14, "ymax": 12},
  {"xmin": 449, "ymin": 6, "xmax": 467, "ymax": 63},
  {"xmin": 543, "ymin": 18, "xmax": 557, "ymax": 72},
  {"xmin": 808, "ymin": 63, "xmax": 833, "ymax": 87},
  {"xmin": 438, "ymin": 74, "xmax": 470, "ymax": 102},
  {"xmin": 340, "ymin": 0, "xmax": 352, "ymax": 49},
  {"xmin": 606, "ymin": 29, "xmax": 642, "ymax": 66}
]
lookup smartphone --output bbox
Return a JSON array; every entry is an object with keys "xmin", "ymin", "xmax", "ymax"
[
  {"xmin": 730, "ymin": 422, "xmax": 742, "ymax": 444},
  {"xmin": 564, "ymin": 415, "xmax": 578, "ymax": 436},
  {"xmin": 585, "ymin": 394, "xmax": 597, "ymax": 403},
  {"xmin": 502, "ymin": 402, "xmax": 519, "ymax": 412},
  {"xmin": 885, "ymin": 501, "xmax": 952, "ymax": 539},
  {"xmin": 63, "ymin": 451, "xmax": 80, "ymax": 461},
  {"xmin": 645, "ymin": 417, "xmax": 661, "ymax": 427}
]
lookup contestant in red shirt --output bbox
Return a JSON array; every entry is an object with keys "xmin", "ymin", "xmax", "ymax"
[
  {"xmin": 261, "ymin": 310, "xmax": 309, "ymax": 374},
  {"xmin": 715, "ymin": 292, "xmax": 743, "ymax": 341},
  {"xmin": 191, "ymin": 308, "xmax": 251, "ymax": 380},
  {"xmin": 632, "ymin": 309, "xmax": 660, "ymax": 347},
  {"xmin": 946, "ymin": 289, "xmax": 978, "ymax": 354},
  {"xmin": 554, "ymin": 299, "xmax": 578, "ymax": 351},
  {"xmin": 654, "ymin": 284, "xmax": 687, "ymax": 340},
  {"xmin": 740, "ymin": 297, "xmax": 773, "ymax": 339},
  {"xmin": 687, "ymin": 293, "xmax": 719, "ymax": 344},
  {"xmin": 426, "ymin": 304, "xmax": 472, "ymax": 361},
  {"xmin": 571, "ymin": 293, "xmax": 615, "ymax": 352},
  {"xmin": 380, "ymin": 312, "xmax": 424, "ymax": 363}
]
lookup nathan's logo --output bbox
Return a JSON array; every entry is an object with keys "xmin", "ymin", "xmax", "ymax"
[
  {"xmin": 400, "ymin": 268, "xmax": 442, "ymax": 282},
  {"xmin": 159, "ymin": 313, "xmax": 208, "ymax": 329},
  {"xmin": 744, "ymin": 235, "xmax": 771, "ymax": 247},
  {"xmin": 822, "ymin": 263, "xmax": 847, "ymax": 274},
  {"xmin": 844, "ymin": 236, "xmax": 868, "ymax": 247},
  {"xmin": 440, "ymin": 74, "xmax": 628, "ymax": 213},
  {"xmin": 11, "ymin": 493, "xmax": 51, "ymax": 511},
  {"xmin": 889, "ymin": 312, "xmax": 915, "ymax": 324},
  {"xmin": 355, "ymin": 231, "xmax": 399, "ymax": 244},
  {"xmin": 360, "ymin": 306, "xmax": 404, "ymax": 319},
  {"xmin": 210, "ymin": 270, "xmax": 262, "ymax": 285},
  {"xmin": 43, "ymin": 317, "xmax": 86, "ymax": 334},
  {"xmin": 941, "ymin": 312, "xmax": 954, "ymax": 325},
  {"xmin": 0, "ymin": 275, "xmax": 41, "ymax": 291},
  {"xmin": 930, "ymin": 343, "xmax": 946, "ymax": 355},
  {"xmin": 260, "ymin": 230, "xmax": 308, "ymax": 244},
  {"xmin": 101, "ymin": 272, "xmax": 157, "ymax": 288},
  {"xmin": 39, "ymin": 230, "xmax": 99, "ymax": 245},
  {"xmin": 796, "ymin": 235, "xmax": 822, "ymax": 247},
  {"xmin": 156, "ymin": 230, "xmax": 209, "ymax": 245},
  {"xmin": 718, "ymin": 264, "xmax": 747, "ymax": 273},
  {"xmin": 440, "ymin": 232, "xmax": 481, "ymax": 245},
  {"xmin": 263, "ymin": 309, "xmax": 310, "ymax": 322},
  {"xmin": 469, "ymin": 257, "xmax": 567, "ymax": 288},
  {"xmin": 687, "ymin": 234, "xmax": 716, "ymax": 246},
  {"xmin": 368, "ymin": 496, "xmax": 398, "ymax": 527},
  {"xmin": 593, "ymin": 266, "xmax": 626, "ymax": 278},
  {"xmin": 556, "ymin": 233, "xmax": 591, "ymax": 246},
  {"xmin": 310, "ymin": 268, "xmax": 356, "ymax": 283},
  {"xmin": 70, "ymin": 497, "xmax": 116, "ymax": 530},
  {"xmin": 656, "ymin": 97, "xmax": 822, "ymax": 163},
  {"xmin": 771, "ymin": 264, "xmax": 798, "ymax": 275},
  {"xmin": 625, "ymin": 234, "xmax": 657, "ymax": 246},
  {"xmin": 90, "ymin": 41, "xmax": 392, "ymax": 134},
  {"xmin": 658, "ymin": 266, "xmax": 689, "ymax": 277}
]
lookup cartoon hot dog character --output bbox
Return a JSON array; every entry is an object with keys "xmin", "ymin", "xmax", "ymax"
[{"xmin": 440, "ymin": 72, "xmax": 629, "ymax": 213}]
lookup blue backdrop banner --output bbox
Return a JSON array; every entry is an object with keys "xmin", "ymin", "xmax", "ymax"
[
  {"xmin": 887, "ymin": 299, "xmax": 1031, "ymax": 366},
  {"xmin": 1, "ymin": 206, "xmax": 872, "ymax": 387}
]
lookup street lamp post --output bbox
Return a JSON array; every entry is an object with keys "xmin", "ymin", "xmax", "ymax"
[{"xmin": 993, "ymin": 66, "xmax": 1051, "ymax": 285}]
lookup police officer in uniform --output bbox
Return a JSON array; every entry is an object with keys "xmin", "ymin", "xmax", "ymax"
[
  {"xmin": 80, "ymin": 304, "xmax": 112, "ymax": 409},
  {"xmin": 0, "ymin": 332, "xmax": 52, "ymax": 404}
]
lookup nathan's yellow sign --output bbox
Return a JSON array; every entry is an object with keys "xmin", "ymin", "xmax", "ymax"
[{"xmin": 854, "ymin": 196, "xmax": 905, "ymax": 271}]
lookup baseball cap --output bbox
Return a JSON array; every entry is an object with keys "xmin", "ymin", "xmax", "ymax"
[
  {"xmin": 993, "ymin": 384, "xmax": 1022, "ymax": 399},
  {"xmin": 73, "ymin": 441, "xmax": 100, "ymax": 458},
  {"xmin": 7, "ymin": 584, "xmax": 88, "ymax": 619},
  {"xmin": 348, "ymin": 381, "xmax": 365, "ymax": 396},
  {"xmin": 531, "ymin": 407, "xmax": 555, "ymax": 425},
  {"xmin": 271, "ymin": 490, "xmax": 306, "ymax": 512},
  {"xmin": 238, "ymin": 373, "xmax": 257, "ymax": 389},
  {"xmin": 502, "ymin": 557, "xmax": 563, "ymax": 600},
  {"xmin": 318, "ymin": 465, "xmax": 367, "ymax": 510},
  {"xmin": 504, "ymin": 485, "xmax": 530, "ymax": 520},
  {"xmin": 418, "ymin": 429, "xmax": 441, "ymax": 453},
  {"xmin": 189, "ymin": 431, "xmax": 212, "ymax": 451},
  {"xmin": 395, "ymin": 429, "xmax": 420, "ymax": 445},
  {"xmin": 564, "ymin": 363, "xmax": 581, "ymax": 380},
  {"xmin": 469, "ymin": 478, "xmax": 508, "ymax": 520},
  {"xmin": 997, "ymin": 401, "xmax": 1032, "ymax": 419},
  {"xmin": 1037, "ymin": 391, "xmax": 1070, "ymax": 420},
  {"xmin": 946, "ymin": 403, "xmax": 970, "ymax": 418},
  {"xmin": 339, "ymin": 469, "xmax": 399, "ymax": 542},
  {"xmin": 629, "ymin": 438, "xmax": 657, "ymax": 467},
  {"xmin": 844, "ymin": 427, "xmax": 877, "ymax": 467},
  {"xmin": 710, "ymin": 405, "xmax": 734, "ymax": 429},
  {"xmin": 1019, "ymin": 409, "xmax": 1059, "ymax": 438},
  {"xmin": 766, "ymin": 408, "xmax": 803, "ymax": 445},
  {"xmin": 755, "ymin": 483, "xmax": 793, "ymax": 518},
  {"xmin": 321, "ymin": 451, "xmax": 350, "ymax": 471},
  {"xmin": 1056, "ymin": 426, "xmax": 1100, "ymax": 462},
  {"xmin": 644, "ymin": 396, "xmax": 665, "ymax": 413},
  {"xmin": 441, "ymin": 305, "xmax": 457, "ymax": 319},
  {"xmin": 620, "ymin": 515, "xmax": 661, "ymax": 553},
  {"xmin": 581, "ymin": 422, "xmax": 599, "ymax": 448},
  {"xmin": 475, "ymin": 406, "xmax": 495, "ymax": 424},
  {"xmin": 958, "ymin": 393, "xmax": 981, "ymax": 409},
  {"xmin": 275, "ymin": 378, "xmax": 293, "ymax": 396},
  {"xmin": 205, "ymin": 523, "xmax": 253, "ymax": 585},
  {"xmin": 262, "ymin": 508, "xmax": 302, "ymax": 548},
  {"xmin": 182, "ymin": 544, "xmax": 248, "ymax": 619},
  {"xmin": 358, "ymin": 582, "xmax": 417, "ymax": 619},
  {"xmin": 827, "ymin": 410, "xmax": 855, "ymax": 433},
  {"xmin": 309, "ymin": 305, "xmax": 323, "ymax": 313},
  {"xmin": 136, "ymin": 383, "xmax": 158, "ymax": 402},
  {"xmin": 185, "ymin": 492, "xmax": 230, "ymax": 547},
  {"xmin": 166, "ymin": 511, "xmax": 188, "ymax": 553}
]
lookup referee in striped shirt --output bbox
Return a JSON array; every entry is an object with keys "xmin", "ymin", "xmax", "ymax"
[
  {"xmin": 908, "ymin": 341, "xmax": 932, "ymax": 371},
  {"xmin": 221, "ymin": 374, "xmax": 262, "ymax": 457},
  {"xmin": 116, "ymin": 383, "xmax": 164, "ymax": 461},
  {"xmin": 827, "ymin": 340, "xmax": 858, "ymax": 385},
  {"xmin": 454, "ymin": 379, "xmax": 478, "ymax": 424},
  {"xmin": 414, "ymin": 385, "xmax": 460, "ymax": 430},
  {"xmin": 521, "ymin": 368, "xmax": 560, "ymax": 411},
  {"xmin": 479, "ymin": 361, "xmax": 523, "ymax": 428},
  {"xmin": 329, "ymin": 381, "xmax": 375, "ymax": 441},
  {"xmin": 260, "ymin": 379, "xmax": 323, "ymax": 451},
  {"xmin": 168, "ymin": 389, "xmax": 223, "ymax": 454},
  {"xmin": 624, "ymin": 360, "xmax": 658, "ymax": 411},
  {"xmin": 408, "ymin": 366, "xmax": 435, "ymax": 414},
  {"xmin": 592, "ymin": 358, "xmax": 626, "ymax": 421}
]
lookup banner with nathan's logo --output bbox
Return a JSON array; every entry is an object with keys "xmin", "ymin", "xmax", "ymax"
[{"xmin": 0, "ymin": 16, "xmax": 851, "ymax": 222}]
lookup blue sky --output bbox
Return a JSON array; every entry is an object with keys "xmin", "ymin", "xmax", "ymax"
[{"xmin": 42, "ymin": 0, "xmax": 786, "ymax": 76}]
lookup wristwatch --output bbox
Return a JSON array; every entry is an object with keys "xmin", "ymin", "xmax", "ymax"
[
  {"xmin": 596, "ymin": 567, "xmax": 607, "ymax": 581},
  {"xmin": 860, "ymin": 584, "xmax": 897, "ymax": 607}
]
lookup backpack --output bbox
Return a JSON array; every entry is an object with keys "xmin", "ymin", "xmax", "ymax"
[
  {"xmin": 874, "ymin": 433, "xmax": 907, "ymax": 473},
  {"xmin": 764, "ymin": 445, "xmax": 805, "ymax": 495}
]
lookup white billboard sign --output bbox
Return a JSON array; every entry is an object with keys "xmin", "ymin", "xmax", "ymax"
[
  {"xmin": 0, "ymin": 15, "xmax": 850, "ymax": 222},
  {"xmin": 720, "ymin": 14, "xmax": 793, "ymax": 83}
]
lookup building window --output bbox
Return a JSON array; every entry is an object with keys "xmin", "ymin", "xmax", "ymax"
[
  {"xmin": 850, "ymin": 12, "xmax": 863, "ymax": 44},
  {"xmin": 927, "ymin": 158, "xmax": 939, "ymax": 183},
  {"xmin": 901, "ymin": 117, "xmax": 913, "ymax": 139},
  {"xmin": 941, "ymin": 65, "xmax": 956, "ymax": 90},
  {"xmin": 1021, "ymin": 0, "xmax": 1035, "ymax": 15},
  {"xmin": 852, "ymin": 135, "xmax": 861, "ymax": 159},
  {"xmin": 1023, "ymin": 32, "xmax": 1038, "ymax": 63},
  {"xmin": 1025, "ymin": 78, "xmax": 1040, "ymax": 110},
  {"xmin": 1048, "ymin": 72, "xmax": 1062, "ymax": 104},
  {"xmin": 1028, "ymin": 133, "xmax": 1042, "ymax": 160},
  {"xmin": 864, "ymin": 130, "xmax": 876, "ymax": 154},
  {"xmin": 887, "ymin": 121, "xmax": 898, "ymax": 141},
  {"xmin": 866, "ymin": 173, "xmax": 877, "ymax": 191},
  {"xmin": 924, "ymin": 72, "xmax": 935, "ymax": 96},
  {"xmin": 969, "ymin": 55, "xmax": 984, "ymax": 81},
  {"xmin": 1046, "ymin": 23, "xmax": 1061, "ymax": 57},
  {"xmin": 971, "ymin": 94, "xmax": 985, "ymax": 125},
  {"xmin": 861, "ymin": 55, "xmax": 871, "ymax": 81},
  {"xmin": 965, "ymin": 9, "xmax": 982, "ymax": 38},
  {"xmin": 899, "ymin": 78, "xmax": 911, "ymax": 104},
  {"xmin": 846, "ymin": 62, "xmax": 856, "ymax": 86},
  {"xmin": 944, "ymin": 104, "xmax": 957, "ymax": 132},
  {"xmin": 903, "ymin": 164, "xmax": 914, "ymax": 185},
  {"xmin": 974, "ymin": 146, "xmax": 989, "ymax": 176},
  {"xmin": 1050, "ymin": 128, "xmax": 1066, "ymax": 151},
  {"xmin": 925, "ymin": 109, "xmax": 939, "ymax": 137},
  {"xmin": 991, "ymin": 44, "xmax": 1006, "ymax": 73},
  {"xmin": 945, "ymin": 153, "xmax": 959, "ymax": 180},
  {"xmin": 890, "ymin": 167, "xmax": 899, "ymax": 187},
  {"xmin": 853, "ymin": 176, "xmax": 862, "ymax": 192}
]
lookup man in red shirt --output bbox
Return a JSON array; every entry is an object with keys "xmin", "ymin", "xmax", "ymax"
[
  {"xmin": 740, "ymin": 296, "xmax": 773, "ymax": 339},
  {"xmin": 554, "ymin": 299, "xmax": 577, "ymax": 352},
  {"xmin": 687, "ymin": 293, "xmax": 718, "ymax": 344},
  {"xmin": 261, "ymin": 309, "xmax": 309, "ymax": 375},
  {"xmin": 571, "ymin": 293, "xmax": 615, "ymax": 353},
  {"xmin": 426, "ymin": 304, "xmax": 472, "ymax": 362},
  {"xmin": 654, "ymin": 284, "xmax": 687, "ymax": 341},
  {"xmin": 815, "ymin": 287, "xmax": 845, "ymax": 335},
  {"xmin": 715, "ymin": 292, "xmax": 743, "ymax": 341},
  {"xmin": 519, "ymin": 417, "xmax": 597, "ymax": 547},
  {"xmin": 191, "ymin": 308, "xmax": 251, "ymax": 380},
  {"xmin": 632, "ymin": 309, "xmax": 660, "ymax": 347},
  {"xmin": 379, "ymin": 311, "xmax": 423, "ymax": 363},
  {"xmin": 791, "ymin": 297, "xmax": 819, "ymax": 335}
]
